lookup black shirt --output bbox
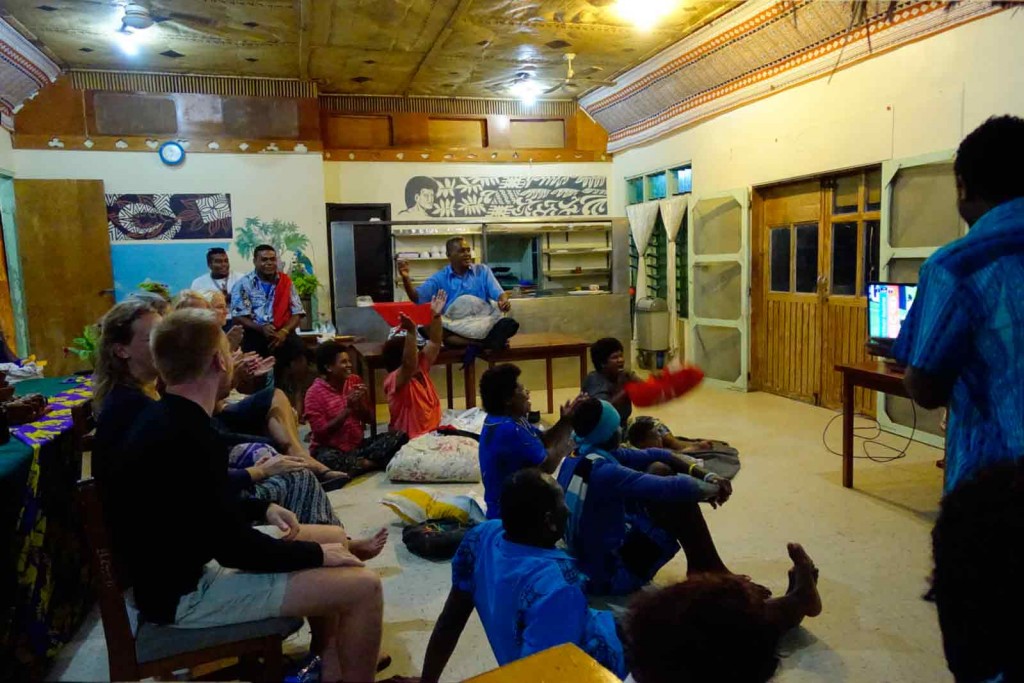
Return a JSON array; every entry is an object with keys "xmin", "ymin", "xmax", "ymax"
[{"xmin": 97, "ymin": 392, "xmax": 322, "ymax": 624}]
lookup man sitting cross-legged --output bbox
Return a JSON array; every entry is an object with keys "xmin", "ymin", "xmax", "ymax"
[
  {"xmin": 421, "ymin": 468, "xmax": 627, "ymax": 682},
  {"xmin": 558, "ymin": 398, "xmax": 735, "ymax": 596},
  {"xmin": 95, "ymin": 309, "xmax": 405, "ymax": 683}
]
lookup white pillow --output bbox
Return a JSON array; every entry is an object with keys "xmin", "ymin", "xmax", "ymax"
[{"xmin": 385, "ymin": 433, "xmax": 480, "ymax": 483}]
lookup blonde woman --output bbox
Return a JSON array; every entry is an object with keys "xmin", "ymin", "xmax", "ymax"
[{"xmin": 91, "ymin": 300, "xmax": 341, "ymax": 525}]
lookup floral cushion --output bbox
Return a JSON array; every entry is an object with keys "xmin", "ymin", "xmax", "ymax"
[{"xmin": 385, "ymin": 433, "xmax": 480, "ymax": 483}]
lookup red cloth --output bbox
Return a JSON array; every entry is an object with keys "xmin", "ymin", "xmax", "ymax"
[
  {"xmin": 383, "ymin": 353, "xmax": 441, "ymax": 439},
  {"xmin": 303, "ymin": 376, "xmax": 367, "ymax": 452},
  {"xmin": 372, "ymin": 302, "xmax": 433, "ymax": 327},
  {"xmin": 624, "ymin": 366, "xmax": 705, "ymax": 407},
  {"xmin": 272, "ymin": 272, "xmax": 295, "ymax": 329}
]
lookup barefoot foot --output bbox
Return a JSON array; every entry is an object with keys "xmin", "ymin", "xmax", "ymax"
[
  {"xmin": 786, "ymin": 542, "xmax": 822, "ymax": 617},
  {"xmin": 349, "ymin": 528, "xmax": 388, "ymax": 561}
]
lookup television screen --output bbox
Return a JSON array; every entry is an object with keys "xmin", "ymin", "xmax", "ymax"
[{"xmin": 867, "ymin": 283, "xmax": 917, "ymax": 341}]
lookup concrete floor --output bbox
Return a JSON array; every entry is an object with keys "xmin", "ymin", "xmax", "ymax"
[{"xmin": 49, "ymin": 385, "xmax": 951, "ymax": 682}]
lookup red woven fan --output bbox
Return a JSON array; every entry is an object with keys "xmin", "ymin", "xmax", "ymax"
[
  {"xmin": 624, "ymin": 366, "xmax": 705, "ymax": 407},
  {"xmin": 372, "ymin": 302, "xmax": 433, "ymax": 327}
]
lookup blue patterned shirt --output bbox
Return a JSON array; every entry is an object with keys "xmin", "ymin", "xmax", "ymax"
[
  {"xmin": 452, "ymin": 520, "xmax": 626, "ymax": 678},
  {"xmin": 229, "ymin": 271, "xmax": 303, "ymax": 326},
  {"xmin": 893, "ymin": 197, "xmax": 1024, "ymax": 493},
  {"xmin": 416, "ymin": 264, "xmax": 504, "ymax": 312}
]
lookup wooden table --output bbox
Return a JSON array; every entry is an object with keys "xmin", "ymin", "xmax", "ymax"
[
  {"xmin": 351, "ymin": 332, "xmax": 590, "ymax": 435},
  {"xmin": 466, "ymin": 643, "xmax": 619, "ymax": 683},
  {"xmin": 835, "ymin": 361, "xmax": 910, "ymax": 488}
]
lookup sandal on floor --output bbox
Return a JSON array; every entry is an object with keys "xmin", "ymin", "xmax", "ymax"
[{"xmin": 319, "ymin": 471, "xmax": 351, "ymax": 492}]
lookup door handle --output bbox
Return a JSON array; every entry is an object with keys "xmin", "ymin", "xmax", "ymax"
[{"xmin": 98, "ymin": 288, "xmax": 115, "ymax": 296}]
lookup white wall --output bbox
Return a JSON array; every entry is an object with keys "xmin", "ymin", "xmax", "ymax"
[
  {"xmin": 324, "ymin": 160, "xmax": 614, "ymax": 209},
  {"xmin": 611, "ymin": 11, "xmax": 1024, "ymax": 209},
  {"xmin": 12, "ymin": 149, "xmax": 330, "ymax": 310},
  {"xmin": 0, "ymin": 128, "xmax": 14, "ymax": 176}
]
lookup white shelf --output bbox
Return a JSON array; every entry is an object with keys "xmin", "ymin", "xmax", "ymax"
[
  {"xmin": 546, "ymin": 268, "xmax": 610, "ymax": 278},
  {"xmin": 543, "ymin": 247, "xmax": 611, "ymax": 255},
  {"xmin": 397, "ymin": 256, "xmax": 450, "ymax": 262}
]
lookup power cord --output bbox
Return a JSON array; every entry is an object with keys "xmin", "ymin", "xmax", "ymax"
[{"xmin": 822, "ymin": 399, "xmax": 937, "ymax": 463}]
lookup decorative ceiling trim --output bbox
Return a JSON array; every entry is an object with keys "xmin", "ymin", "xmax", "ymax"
[
  {"xmin": 0, "ymin": 16, "xmax": 60, "ymax": 130},
  {"xmin": 581, "ymin": 0, "xmax": 1010, "ymax": 153},
  {"xmin": 319, "ymin": 95, "xmax": 576, "ymax": 118},
  {"xmin": 67, "ymin": 69, "xmax": 318, "ymax": 98}
]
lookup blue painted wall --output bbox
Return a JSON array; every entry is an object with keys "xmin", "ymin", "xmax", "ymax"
[{"xmin": 110, "ymin": 241, "xmax": 233, "ymax": 301}]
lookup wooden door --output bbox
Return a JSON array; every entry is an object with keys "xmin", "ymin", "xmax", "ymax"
[
  {"xmin": 752, "ymin": 180, "xmax": 822, "ymax": 403},
  {"xmin": 819, "ymin": 170, "xmax": 881, "ymax": 412},
  {"xmin": 13, "ymin": 179, "xmax": 113, "ymax": 376},
  {"xmin": 752, "ymin": 170, "xmax": 881, "ymax": 415}
]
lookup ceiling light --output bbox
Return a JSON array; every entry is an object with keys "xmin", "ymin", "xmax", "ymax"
[
  {"xmin": 509, "ymin": 79, "xmax": 541, "ymax": 106},
  {"xmin": 615, "ymin": 0, "xmax": 675, "ymax": 31},
  {"xmin": 122, "ymin": 3, "xmax": 155, "ymax": 30},
  {"xmin": 115, "ymin": 29, "xmax": 142, "ymax": 56}
]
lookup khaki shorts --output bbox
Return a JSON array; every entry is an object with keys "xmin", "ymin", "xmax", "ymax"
[{"xmin": 171, "ymin": 526, "xmax": 291, "ymax": 629}]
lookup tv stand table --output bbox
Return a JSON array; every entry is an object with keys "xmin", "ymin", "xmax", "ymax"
[{"xmin": 835, "ymin": 361, "xmax": 911, "ymax": 488}]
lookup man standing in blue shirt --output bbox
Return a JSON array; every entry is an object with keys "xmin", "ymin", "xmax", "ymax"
[
  {"xmin": 893, "ymin": 115, "xmax": 1024, "ymax": 494},
  {"xmin": 420, "ymin": 468, "xmax": 628, "ymax": 681}
]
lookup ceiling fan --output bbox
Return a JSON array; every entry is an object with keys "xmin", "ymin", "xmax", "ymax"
[{"xmin": 543, "ymin": 53, "xmax": 617, "ymax": 95}]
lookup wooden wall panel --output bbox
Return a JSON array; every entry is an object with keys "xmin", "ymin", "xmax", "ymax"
[
  {"xmin": 323, "ymin": 114, "xmax": 393, "ymax": 148},
  {"xmin": 427, "ymin": 118, "xmax": 487, "ymax": 147},
  {"xmin": 820, "ymin": 300, "xmax": 875, "ymax": 414},
  {"xmin": 760, "ymin": 297, "xmax": 820, "ymax": 404}
]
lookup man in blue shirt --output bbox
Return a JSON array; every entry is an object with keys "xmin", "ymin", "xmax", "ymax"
[
  {"xmin": 420, "ymin": 468, "xmax": 628, "ymax": 681},
  {"xmin": 230, "ymin": 244, "xmax": 305, "ymax": 357},
  {"xmin": 559, "ymin": 398, "xmax": 734, "ymax": 596},
  {"xmin": 477, "ymin": 363, "xmax": 583, "ymax": 519},
  {"xmin": 893, "ymin": 115, "xmax": 1024, "ymax": 494},
  {"xmin": 398, "ymin": 237, "xmax": 510, "ymax": 314}
]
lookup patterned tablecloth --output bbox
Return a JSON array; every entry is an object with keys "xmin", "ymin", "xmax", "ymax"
[{"xmin": 0, "ymin": 376, "xmax": 94, "ymax": 680}]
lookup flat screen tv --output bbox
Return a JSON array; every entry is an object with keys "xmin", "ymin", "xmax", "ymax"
[{"xmin": 866, "ymin": 282, "xmax": 917, "ymax": 357}]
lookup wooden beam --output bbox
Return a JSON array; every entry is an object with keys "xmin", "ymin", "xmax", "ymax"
[
  {"xmin": 296, "ymin": 0, "xmax": 311, "ymax": 80},
  {"xmin": 401, "ymin": 0, "xmax": 476, "ymax": 96}
]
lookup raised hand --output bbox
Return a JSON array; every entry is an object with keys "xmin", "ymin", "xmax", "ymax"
[
  {"xmin": 397, "ymin": 259, "xmax": 411, "ymax": 280},
  {"xmin": 560, "ymin": 392, "xmax": 589, "ymax": 419},
  {"xmin": 430, "ymin": 290, "xmax": 448, "ymax": 317},
  {"xmin": 398, "ymin": 312, "xmax": 418, "ymax": 333}
]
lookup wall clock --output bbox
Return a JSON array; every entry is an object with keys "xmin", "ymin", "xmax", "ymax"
[{"xmin": 158, "ymin": 141, "xmax": 185, "ymax": 166}]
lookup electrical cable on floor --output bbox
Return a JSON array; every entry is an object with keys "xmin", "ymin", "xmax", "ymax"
[{"xmin": 822, "ymin": 399, "xmax": 938, "ymax": 463}]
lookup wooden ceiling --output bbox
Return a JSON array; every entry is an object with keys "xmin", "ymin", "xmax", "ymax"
[{"xmin": 3, "ymin": 0, "xmax": 740, "ymax": 98}]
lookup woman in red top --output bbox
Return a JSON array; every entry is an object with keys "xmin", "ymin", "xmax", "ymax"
[{"xmin": 304, "ymin": 341, "xmax": 407, "ymax": 477}]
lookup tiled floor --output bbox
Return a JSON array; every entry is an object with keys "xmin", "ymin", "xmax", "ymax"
[{"xmin": 49, "ymin": 386, "xmax": 951, "ymax": 681}]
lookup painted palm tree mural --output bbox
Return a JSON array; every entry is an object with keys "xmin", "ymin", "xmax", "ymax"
[{"xmin": 234, "ymin": 217, "xmax": 310, "ymax": 267}]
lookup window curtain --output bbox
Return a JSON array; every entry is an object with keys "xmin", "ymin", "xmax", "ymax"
[{"xmin": 658, "ymin": 195, "xmax": 688, "ymax": 242}]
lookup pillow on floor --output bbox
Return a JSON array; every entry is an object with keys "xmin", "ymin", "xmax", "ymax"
[
  {"xmin": 385, "ymin": 433, "xmax": 480, "ymax": 483},
  {"xmin": 380, "ymin": 487, "xmax": 486, "ymax": 525}
]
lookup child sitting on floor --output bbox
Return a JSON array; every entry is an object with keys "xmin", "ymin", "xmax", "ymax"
[{"xmin": 304, "ymin": 340, "xmax": 408, "ymax": 477}]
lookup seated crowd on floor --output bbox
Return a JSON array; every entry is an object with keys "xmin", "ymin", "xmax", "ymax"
[{"xmin": 90, "ymin": 115, "xmax": 1024, "ymax": 682}]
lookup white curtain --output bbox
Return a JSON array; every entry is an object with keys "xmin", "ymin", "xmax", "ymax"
[
  {"xmin": 626, "ymin": 201, "xmax": 660, "ymax": 255},
  {"xmin": 659, "ymin": 194, "xmax": 689, "ymax": 242}
]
